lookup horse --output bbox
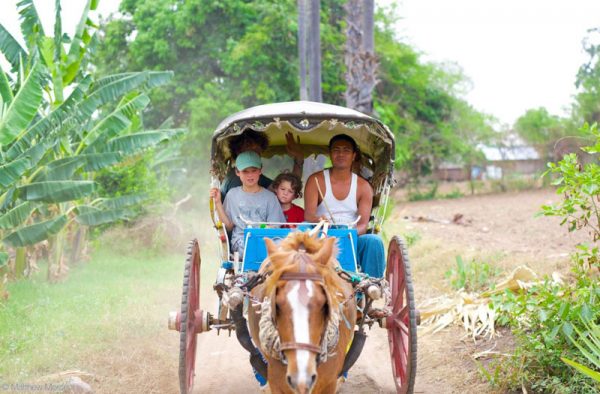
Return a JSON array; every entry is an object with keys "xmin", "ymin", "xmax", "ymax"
[{"xmin": 247, "ymin": 231, "xmax": 357, "ymax": 394}]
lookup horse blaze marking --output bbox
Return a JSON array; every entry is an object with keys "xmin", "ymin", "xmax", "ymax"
[{"xmin": 287, "ymin": 280, "xmax": 314, "ymax": 385}]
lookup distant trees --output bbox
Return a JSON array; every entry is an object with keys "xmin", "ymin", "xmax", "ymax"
[{"xmin": 95, "ymin": 0, "xmax": 495, "ymax": 181}]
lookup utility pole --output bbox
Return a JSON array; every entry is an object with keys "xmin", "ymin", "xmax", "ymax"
[{"xmin": 298, "ymin": 0, "xmax": 308, "ymax": 100}]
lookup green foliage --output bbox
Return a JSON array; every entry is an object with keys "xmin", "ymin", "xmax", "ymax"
[
  {"xmin": 541, "ymin": 123, "xmax": 600, "ymax": 241},
  {"xmin": 407, "ymin": 182, "xmax": 438, "ymax": 201},
  {"xmin": 514, "ymin": 107, "xmax": 567, "ymax": 158},
  {"xmin": 0, "ymin": 1, "xmax": 180, "ymax": 274},
  {"xmin": 402, "ymin": 231, "xmax": 421, "ymax": 248},
  {"xmin": 95, "ymin": 1, "xmax": 495, "ymax": 181},
  {"xmin": 561, "ymin": 315, "xmax": 600, "ymax": 383},
  {"xmin": 444, "ymin": 255, "xmax": 500, "ymax": 292},
  {"xmin": 486, "ymin": 124, "xmax": 600, "ymax": 393},
  {"xmin": 489, "ymin": 272, "xmax": 600, "ymax": 393},
  {"xmin": 440, "ymin": 188, "xmax": 464, "ymax": 199},
  {"xmin": 575, "ymin": 29, "xmax": 600, "ymax": 124}
]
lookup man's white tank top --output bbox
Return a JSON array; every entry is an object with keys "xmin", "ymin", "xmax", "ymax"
[{"xmin": 316, "ymin": 169, "xmax": 358, "ymax": 224}]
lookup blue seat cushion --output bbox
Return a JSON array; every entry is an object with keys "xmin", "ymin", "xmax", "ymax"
[{"xmin": 241, "ymin": 227, "xmax": 358, "ymax": 273}]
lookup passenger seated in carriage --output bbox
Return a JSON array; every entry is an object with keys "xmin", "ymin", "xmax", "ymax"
[
  {"xmin": 220, "ymin": 129, "xmax": 304, "ymax": 199},
  {"xmin": 304, "ymin": 134, "xmax": 386, "ymax": 278},
  {"xmin": 271, "ymin": 172, "xmax": 304, "ymax": 225},
  {"xmin": 209, "ymin": 151, "xmax": 285, "ymax": 257}
]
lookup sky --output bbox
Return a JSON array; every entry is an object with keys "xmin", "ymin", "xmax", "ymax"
[{"xmin": 1, "ymin": 0, "xmax": 600, "ymax": 126}]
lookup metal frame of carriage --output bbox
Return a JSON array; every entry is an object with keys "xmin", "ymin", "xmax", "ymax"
[{"xmin": 167, "ymin": 101, "xmax": 418, "ymax": 394}]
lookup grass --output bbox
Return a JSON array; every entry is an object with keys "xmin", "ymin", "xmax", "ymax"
[{"xmin": 0, "ymin": 248, "xmax": 182, "ymax": 380}]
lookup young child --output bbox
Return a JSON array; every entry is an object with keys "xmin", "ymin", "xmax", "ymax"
[
  {"xmin": 209, "ymin": 151, "xmax": 285, "ymax": 256},
  {"xmin": 272, "ymin": 172, "xmax": 304, "ymax": 224}
]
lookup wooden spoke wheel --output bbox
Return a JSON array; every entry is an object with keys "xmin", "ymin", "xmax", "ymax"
[
  {"xmin": 386, "ymin": 236, "xmax": 417, "ymax": 394},
  {"xmin": 178, "ymin": 239, "xmax": 202, "ymax": 394}
]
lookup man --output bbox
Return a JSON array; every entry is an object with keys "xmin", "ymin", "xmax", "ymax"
[{"xmin": 304, "ymin": 134, "xmax": 385, "ymax": 277}]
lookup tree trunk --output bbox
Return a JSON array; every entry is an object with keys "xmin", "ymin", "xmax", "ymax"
[
  {"xmin": 14, "ymin": 247, "xmax": 26, "ymax": 279},
  {"xmin": 308, "ymin": 0, "xmax": 322, "ymax": 102},
  {"xmin": 344, "ymin": 0, "xmax": 378, "ymax": 115},
  {"xmin": 298, "ymin": 0, "xmax": 308, "ymax": 100}
]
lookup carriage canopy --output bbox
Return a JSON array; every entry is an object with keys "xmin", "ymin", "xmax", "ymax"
[{"xmin": 210, "ymin": 101, "xmax": 396, "ymax": 197}]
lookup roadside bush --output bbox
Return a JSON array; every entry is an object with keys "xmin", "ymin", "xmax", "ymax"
[
  {"xmin": 407, "ymin": 182, "xmax": 438, "ymax": 201},
  {"xmin": 444, "ymin": 255, "xmax": 501, "ymax": 292},
  {"xmin": 486, "ymin": 124, "xmax": 600, "ymax": 393}
]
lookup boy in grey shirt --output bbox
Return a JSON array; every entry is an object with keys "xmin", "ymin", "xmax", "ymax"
[{"xmin": 209, "ymin": 151, "xmax": 285, "ymax": 256}]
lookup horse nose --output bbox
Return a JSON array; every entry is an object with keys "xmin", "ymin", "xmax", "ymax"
[{"xmin": 286, "ymin": 373, "xmax": 317, "ymax": 393}]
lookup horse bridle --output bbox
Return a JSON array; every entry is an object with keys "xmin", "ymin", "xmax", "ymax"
[{"xmin": 273, "ymin": 252, "xmax": 330, "ymax": 361}]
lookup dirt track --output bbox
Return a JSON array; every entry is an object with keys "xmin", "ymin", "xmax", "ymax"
[
  {"xmin": 188, "ymin": 188, "xmax": 584, "ymax": 393},
  {"xmin": 83, "ymin": 188, "xmax": 584, "ymax": 393}
]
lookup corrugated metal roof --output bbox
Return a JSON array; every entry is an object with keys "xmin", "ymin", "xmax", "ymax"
[{"xmin": 481, "ymin": 146, "xmax": 540, "ymax": 161}]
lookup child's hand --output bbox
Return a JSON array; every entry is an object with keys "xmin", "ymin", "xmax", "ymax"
[{"xmin": 209, "ymin": 188, "xmax": 221, "ymax": 202}]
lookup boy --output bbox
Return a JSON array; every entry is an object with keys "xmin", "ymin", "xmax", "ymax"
[{"xmin": 210, "ymin": 151, "xmax": 285, "ymax": 257}]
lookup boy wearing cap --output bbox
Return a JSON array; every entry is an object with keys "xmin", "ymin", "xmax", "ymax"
[{"xmin": 209, "ymin": 151, "xmax": 285, "ymax": 256}]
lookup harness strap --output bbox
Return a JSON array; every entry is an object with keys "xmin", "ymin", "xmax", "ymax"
[
  {"xmin": 279, "ymin": 272, "xmax": 324, "ymax": 282},
  {"xmin": 280, "ymin": 341, "xmax": 322, "ymax": 354}
]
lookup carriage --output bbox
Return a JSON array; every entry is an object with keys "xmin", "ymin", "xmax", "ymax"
[{"xmin": 167, "ymin": 101, "xmax": 418, "ymax": 393}]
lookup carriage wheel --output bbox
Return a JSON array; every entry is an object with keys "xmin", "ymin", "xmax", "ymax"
[
  {"xmin": 178, "ymin": 239, "xmax": 202, "ymax": 394},
  {"xmin": 385, "ymin": 236, "xmax": 417, "ymax": 394}
]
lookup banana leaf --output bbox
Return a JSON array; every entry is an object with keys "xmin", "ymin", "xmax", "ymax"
[
  {"xmin": 17, "ymin": 0, "xmax": 45, "ymax": 49},
  {"xmin": 2, "ymin": 214, "xmax": 67, "ymax": 247},
  {"xmin": 0, "ymin": 62, "xmax": 43, "ymax": 146},
  {"xmin": 5, "ymin": 76, "xmax": 91, "ymax": 160},
  {"xmin": 18, "ymin": 180, "xmax": 95, "ymax": 203},
  {"xmin": 98, "ymin": 194, "xmax": 147, "ymax": 209},
  {"xmin": 0, "ymin": 157, "xmax": 31, "ymax": 188},
  {"xmin": 0, "ymin": 251, "xmax": 8, "ymax": 268},
  {"xmin": 561, "ymin": 357, "xmax": 600, "ymax": 382},
  {"xmin": 0, "ymin": 67, "xmax": 13, "ymax": 105},
  {"xmin": 75, "ymin": 207, "xmax": 133, "ymax": 226},
  {"xmin": 0, "ymin": 201, "xmax": 37, "ymax": 229},
  {"xmin": 106, "ymin": 129, "xmax": 184, "ymax": 155},
  {"xmin": 0, "ymin": 24, "xmax": 27, "ymax": 73}
]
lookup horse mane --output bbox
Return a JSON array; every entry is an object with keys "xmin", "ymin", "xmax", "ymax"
[{"xmin": 263, "ymin": 232, "xmax": 346, "ymax": 307}]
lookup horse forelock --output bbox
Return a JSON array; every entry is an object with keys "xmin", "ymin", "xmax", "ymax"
[{"xmin": 263, "ymin": 232, "xmax": 344, "ymax": 307}]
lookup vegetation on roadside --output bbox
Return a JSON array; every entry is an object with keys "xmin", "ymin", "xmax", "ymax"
[
  {"xmin": 0, "ymin": 237, "xmax": 182, "ymax": 383},
  {"xmin": 485, "ymin": 124, "xmax": 600, "ymax": 393},
  {"xmin": 0, "ymin": 1, "xmax": 181, "ymax": 284},
  {"xmin": 445, "ymin": 255, "xmax": 501, "ymax": 292}
]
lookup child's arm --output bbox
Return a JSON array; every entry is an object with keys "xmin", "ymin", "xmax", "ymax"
[{"xmin": 209, "ymin": 188, "xmax": 234, "ymax": 231}]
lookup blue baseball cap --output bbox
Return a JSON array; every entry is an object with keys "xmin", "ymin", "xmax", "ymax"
[{"xmin": 235, "ymin": 151, "xmax": 262, "ymax": 170}]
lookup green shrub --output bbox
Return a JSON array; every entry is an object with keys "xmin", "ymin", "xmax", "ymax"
[
  {"xmin": 407, "ymin": 182, "xmax": 438, "ymax": 201},
  {"xmin": 444, "ymin": 255, "xmax": 501, "ymax": 292},
  {"xmin": 486, "ymin": 124, "xmax": 600, "ymax": 393}
]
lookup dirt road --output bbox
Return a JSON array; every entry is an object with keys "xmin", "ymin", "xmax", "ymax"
[{"xmin": 87, "ymin": 188, "xmax": 583, "ymax": 393}]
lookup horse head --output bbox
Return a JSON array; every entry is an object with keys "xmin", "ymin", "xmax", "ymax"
[{"xmin": 261, "ymin": 232, "xmax": 345, "ymax": 394}]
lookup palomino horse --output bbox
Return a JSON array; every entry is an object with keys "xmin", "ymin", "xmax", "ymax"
[{"xmin": 247, "ymin": 231, "xmax": 357, "ymax": 394}]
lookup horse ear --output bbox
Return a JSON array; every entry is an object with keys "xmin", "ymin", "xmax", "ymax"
[
  {"xmin": 264, "ymin": 238, "xmax": 278, "ymax": 255},
  {"xmin": 313, "ymin": 237, "xmax": 336, "ymax": 265}
]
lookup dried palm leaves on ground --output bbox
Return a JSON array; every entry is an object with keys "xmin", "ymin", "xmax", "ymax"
[{"xmin": 418, "ymin": 266, "xmax": 560, "ymax": 340}]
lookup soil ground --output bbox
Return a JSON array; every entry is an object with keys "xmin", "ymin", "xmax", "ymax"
[
  {"xmin": 190, "ymin": 188, "xmax": 586, "ymax": 394},
  {"xmin": 19, "ymin": 188, "xmax": 586, "ymax": 393}
]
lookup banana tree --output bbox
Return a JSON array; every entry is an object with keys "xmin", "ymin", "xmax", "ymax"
[{"xmin": 0, "ymin": 0, "xmax": 183, "ymax": 281}]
